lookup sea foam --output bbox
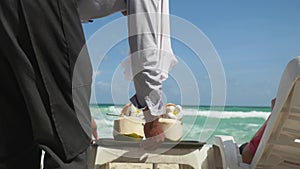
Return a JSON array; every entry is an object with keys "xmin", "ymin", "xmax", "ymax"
[{"xmin": 181, "ymin": 108, "xmax": 270, "ymax": 120}]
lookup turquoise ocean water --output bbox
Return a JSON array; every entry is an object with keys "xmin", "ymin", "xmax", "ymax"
[{"xmin": 90, "ymin": 104, "xmax": 271, "ymax": 144}]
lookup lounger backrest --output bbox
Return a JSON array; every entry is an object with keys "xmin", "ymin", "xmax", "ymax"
[{"xmin": 251, "ymin": 56, "xmax": 300, "ymax": 169}]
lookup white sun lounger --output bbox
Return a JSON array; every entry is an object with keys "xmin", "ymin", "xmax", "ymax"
[
  {"xmin": 89, "ymin": 138, "xmax": 207, "ymax": 169},
  {"xmin": 212, "ymin": 56, "xmax": 300, "ymax": 169}
]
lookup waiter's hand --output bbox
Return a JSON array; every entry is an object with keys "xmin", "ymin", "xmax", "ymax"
[
  {"xmin": 91, "ymin": 117, "xmax": 98, "ymax": 142},
  {"xmin": 141, "ymin": 118, "xmax": 165, "ymax": 150}
]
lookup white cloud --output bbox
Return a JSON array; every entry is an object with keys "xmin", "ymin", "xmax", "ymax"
[
  {"xmin": 92, "ymin": 70, "xmax": 102, "ymax": 82},
  {"xmin": 93, "ymin": 70, "xmax": 101, "ymax": 77},
  {"xmin": 96, "ymin": 81, "xmax": 110, "ymax": 88}
]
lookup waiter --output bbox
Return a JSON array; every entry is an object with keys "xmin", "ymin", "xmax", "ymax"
[
  {"xmin": 78, "ymin": 0, "xmax": 178, "ymax": 149},
  {"xmin": 0, "ymin": 0, "xmax": 95, "ymax": 168}
]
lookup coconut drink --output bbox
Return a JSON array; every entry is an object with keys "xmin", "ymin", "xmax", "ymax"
[
  {"xmin": 113, "ymin": 103, "xmax": 183, "ymax": 141},
  {"xmin": 113, "ymin": 103, "xmax": 145, "ymax": 141},
  {"xmin": 160, "ymin": 103, "xmax": 183, "ymax": 141}
]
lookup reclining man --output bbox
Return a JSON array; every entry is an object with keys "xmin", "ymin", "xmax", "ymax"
[{"xmin": 240, "ymin": 98, "xmax": 276, "ymax": 163}]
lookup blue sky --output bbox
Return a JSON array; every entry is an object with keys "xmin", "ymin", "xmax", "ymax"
[{"xmin": 82, "ymin": 0, "xmax": 300, "ymax": 106}]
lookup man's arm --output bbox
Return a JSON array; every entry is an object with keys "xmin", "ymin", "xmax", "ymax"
[{"xmin": 127, "ymin": 0, "xmax": 176, "ymax": 149}]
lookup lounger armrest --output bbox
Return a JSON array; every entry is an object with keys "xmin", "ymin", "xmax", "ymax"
[{"xmin": 213, "ymin": 135, "xmax": 250, "ymax": 169}]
